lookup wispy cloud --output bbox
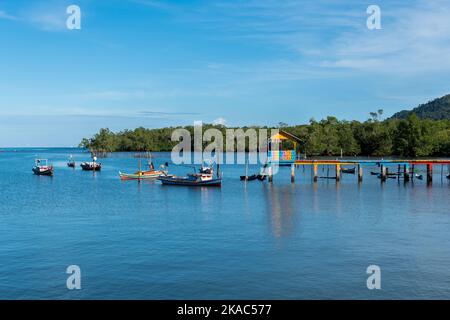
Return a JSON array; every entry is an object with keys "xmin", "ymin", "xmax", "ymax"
[
  {"xmin": 0, "ymin": 107, "xmax": 201, "ymax": 120},
  {"xmin": 0, "ymin": 10, "xmax": 18, "ymax": 21},
  {"xmin": 321, "ymin": 0, "xmax": 450, "ymax": 74},
  {"xmin": 135, "ymin": 0, "xmax": 450, "ymax": 78},
  {"xmin": 78, "ymin": 90, "xmax": 147, "ymax": 100},
  {"xmin": 12, "ymin": 1, "xmax": 71, "ymax": 31},
  {"xmin": 139, "ymin": 111, "xmax": 200, "ymax": 116},
  {"xmin": 130, "ymin": 0, "xmax": 176, "ymax": 10}
]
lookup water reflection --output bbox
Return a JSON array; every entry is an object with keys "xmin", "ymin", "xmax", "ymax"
[{"xmin": 262, "ymin": 183, "xmax": 296, "ymax": 238}]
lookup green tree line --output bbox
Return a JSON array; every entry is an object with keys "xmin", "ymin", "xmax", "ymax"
[{"xmin": 79, "ymin": 113, "xmax": 450, "ymax": 157}]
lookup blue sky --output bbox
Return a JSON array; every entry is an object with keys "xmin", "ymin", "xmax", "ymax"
[{"xmin": 0, "ymin": 0, "xmax": 449, "ymax": 146}]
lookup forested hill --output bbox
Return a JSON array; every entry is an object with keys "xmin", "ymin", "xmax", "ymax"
[
  {"xmin": 80, "ymin": 113, "xmax": 450, "ymax": 157},
  {"xmin": 391, "ymin": 94, "xmax": 450, "ymax": 120}
]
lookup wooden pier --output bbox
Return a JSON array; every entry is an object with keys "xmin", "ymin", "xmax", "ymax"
[
  {"xmin": 268, "ymin": 159, "xmax": 450, "ymax": 185},
  {"xmin": 266, "ymin": 130, "xmax": 450, "ymax": 185}
]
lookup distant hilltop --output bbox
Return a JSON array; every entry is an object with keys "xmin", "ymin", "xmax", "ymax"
[{"xmin": 391, "ymin": 94, "xmax": 450, "ymax": 120}]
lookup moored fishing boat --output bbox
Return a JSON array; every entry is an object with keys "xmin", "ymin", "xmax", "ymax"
[
  {"xmin": 257, "ymin": 174, "xmax": 266, "ymax": 181},
  {"xmin": 240, "ymin": 159, "xmax": 258, "ymax": 181},
  {"xmin": 32, "ymin": 159, "xmax": 54, "ymax": 176},
  {"xmin": 119, "ymin": 161, "xmax": 169, "ymax": 180},
  {"xmin": 80, "ymin": 161, "xmax": 101, "ymax": 171},
  {"xmin": 240, "ymin": 174, "xmax": 257, "ymax": 181},
  {"xmin": 341, "ymin": 167, "xmax": 356, "ymax": 174},
  {"xmin": 67, "ymin": 155, "xmax": 75, "ymax": 168},
  {"xmin": 157, "ymin": 160, "xmax": 222, "ymax": 187}
]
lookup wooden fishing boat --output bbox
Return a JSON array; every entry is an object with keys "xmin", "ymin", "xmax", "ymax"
[
  {"xmin": 119, "ymin": 160, "xmax": 169, "ymax": 180},
  {"xmin": 120, "ymin": 168, "xmax": 168, "ymax": 180},
  {"xmin": 415, "ymin": 174, "xmax": 423, "ymax": 180},
  {"xmin": 240, "ymin": 158, "xmax": 258, "ymax": 181},
  {"xmin": 67, "ymin": 155, "xmax": 75, "ymax": 168},
  {"xmin": 32, "ymin": 159, "xmax": 54, "ymax": 176},
  {"xmin": 80, "ymin": 161, "xmax": 101, "ymax": 171},
  {"xmin": 376, "ymin": 174, "xmax": 396, "ymax": 179},
  {"xmin": 240, "ymin": 174, "xmax": 257, "ymax": 181},
  {"xmin": 257, "ymin": 174, "xmax": 267, "ymax": 181},
  {"xmin": 341, "ymin": 167, "xmax": 356, "ymax": 174},
  {"xmin": 158, "ymin": 162, "xmax": 221, "ymax": 187},
  {"xmin": 446, "ymin": 174, "xmax": 450, "ymax": 180}
]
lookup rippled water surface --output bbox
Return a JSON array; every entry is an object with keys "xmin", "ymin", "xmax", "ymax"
[{"xmin": 1, "ymin": 148, "xmax": 450, "ymax": 299}]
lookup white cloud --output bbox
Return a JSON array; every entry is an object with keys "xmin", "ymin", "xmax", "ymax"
[
  {"xmin": 319, "ymin": 0, "xmax": 450, "ymax": 74},
  {"xmin": 18, "ymin": 1, "xmax": 69, "ymax": 31},
  {"xmin": 212, "ymin": 117, "xmax": 226, "ymax": 125}
]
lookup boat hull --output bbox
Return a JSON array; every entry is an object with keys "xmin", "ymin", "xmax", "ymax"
[
  {"xmin": 158, "ymin": 176, "xmax": 222, "ymax": 187},
  {"xmin": 32, "ymin": 167, "xmax": 53, "ymax": 176},
  {"xmin": 240, "ymin": 174, "xmax": 257, "ymax": 181},
  {"xmin": 80, "ymin": 162, "xmax": 102, "ymax": 171},
  {"xmin": 119, "ymin": 170, "xmax": 167, "ymax": 180}
]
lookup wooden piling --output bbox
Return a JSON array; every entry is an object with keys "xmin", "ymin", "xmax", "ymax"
[
  {"xmin": 313, "ymin": 164, "xmax": 318, "ymax": 182},
  {"xmin": 427, "ymin": 163, "xmax": 432, "ymax": 185},
  {"xmin": 358, "ymin": 164, "xmax": 363, "ymax": 182},
  {"xmin": 380, "ymin": 165, "xmax": 387, "ymax": 182},
  {"xmin": 268, "ymin": 165, "xmax": 273, "ymax": 183},
  {"xmin": 335, "ymin": 164, "xmax": 341, "ymax": 181},
  {"xmin": 291, "ymin": 164, "xmax": 295, "ymax": 183},
  {"xmin": 404, "ymin": 164, "xmax": 410, "ymax": 182}
]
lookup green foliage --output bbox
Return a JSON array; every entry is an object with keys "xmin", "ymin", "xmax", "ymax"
[
  {"xmin": 391, "ymin": 94, "xmax": 450, "ymax": 120},
  {"xmin": 80, "ymin": 114, "xmax": 450, "ymax": 157}
]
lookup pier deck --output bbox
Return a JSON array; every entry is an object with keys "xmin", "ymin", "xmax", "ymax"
[{"xmin": 267, "ymin": 159, "xmax": 450, "ymax": 184}]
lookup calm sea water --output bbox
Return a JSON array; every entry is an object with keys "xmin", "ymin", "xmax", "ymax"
[{"xmin": 0, "ymin": 148, "xmax": 450, "ymax": 299}]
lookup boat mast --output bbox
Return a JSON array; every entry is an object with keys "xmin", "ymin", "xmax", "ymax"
[
  {"xmin": 216, "ymin": 150, "xmax": 220, "ymax": 178},
  {"xmin": 245, "ymin": 154, "xmax": 248, "ymax": 179}
]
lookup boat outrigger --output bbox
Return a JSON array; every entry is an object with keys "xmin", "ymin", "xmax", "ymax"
[
  {"xmin": 157, "ymin": 160, "xmax": 222, "ymax": 187},
  {"xmin": 119, "ymin": 161, "xmax": 169, "ymax": 180},
  {"xmin": 32, "ymin": 159, "xmax": 54, "ymax": 176}
]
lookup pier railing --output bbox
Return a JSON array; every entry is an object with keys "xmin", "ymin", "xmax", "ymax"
[{"xmin": 266, "ymin": 159, "xmax": 450, "ymax": 184}]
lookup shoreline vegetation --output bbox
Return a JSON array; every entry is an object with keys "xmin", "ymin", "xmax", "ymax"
[{"xmin": 79, "ymin": 111, "xmax": 450, "ymax": 158}]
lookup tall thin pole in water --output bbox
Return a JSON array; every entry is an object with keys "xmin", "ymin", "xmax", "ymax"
[
  {"xmin": 245, "ymin": 155, "xmax": 248, "ymax": 180},
  {"xmin": 216, "ymin": 150, "xmax": 220, "ymax": 178}
]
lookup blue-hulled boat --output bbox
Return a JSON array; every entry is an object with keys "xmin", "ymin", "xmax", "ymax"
[{"xmin": 157, "ymin": 161, "xmax": 222, "ymax": 187}]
